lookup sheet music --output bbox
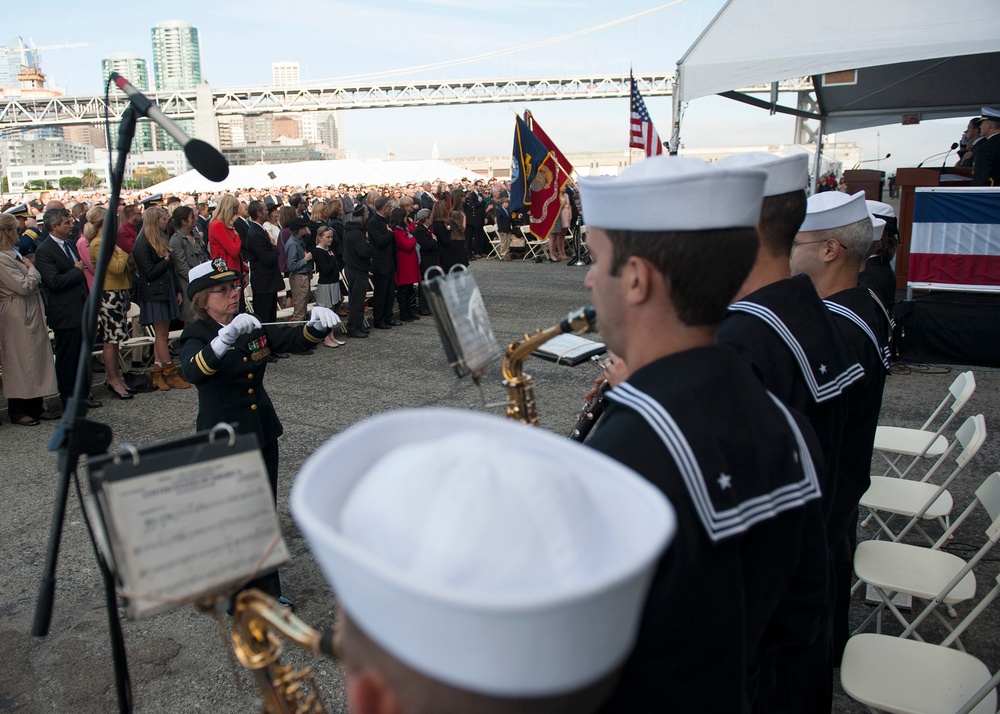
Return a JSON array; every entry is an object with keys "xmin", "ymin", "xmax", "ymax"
[
  {"xmin": 533, "ymin": 333, "xmax": 607, "ymax": 365},
  {"xmin": 439, "ymin": 273, "xmax": 503, "ymax": 374},
  {"xmin": 102, "ymin": 450, "xmax": 288, "ymax": 619}
]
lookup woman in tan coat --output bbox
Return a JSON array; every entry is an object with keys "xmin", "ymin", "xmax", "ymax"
[{"xmin": 0, "ymin": 213, "xmax": 59, "ymax": 425}]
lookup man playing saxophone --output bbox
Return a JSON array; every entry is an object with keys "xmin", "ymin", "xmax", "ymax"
[{"xmin": 290, "ymin": 408, "xmax": 674, "ymax": 714}]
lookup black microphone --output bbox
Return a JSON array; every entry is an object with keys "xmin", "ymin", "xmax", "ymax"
[
  {"xmin": 917, "ymin": 143, "xmax": 959, "ymax": 168},
  {"xmin": 109, "ymin": 72, "xmax": 230, "ymax": 182},
  {"xmin": 941, "ymin": 141, "xmax": 960, "ymax": 168}
]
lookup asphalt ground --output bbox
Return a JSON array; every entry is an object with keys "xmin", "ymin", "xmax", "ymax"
[{"xmin": 1, "ymin": 255, "xmax": 998, "ymax": 713}]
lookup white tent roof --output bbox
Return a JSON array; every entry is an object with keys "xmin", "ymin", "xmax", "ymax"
[
  {"xmin": 676, "ymin": 0, "xmax": 1000, "ymax": 134},
  {"xmin": 148, "ymin": 158, "xmax": 483, "ymax": 194}
]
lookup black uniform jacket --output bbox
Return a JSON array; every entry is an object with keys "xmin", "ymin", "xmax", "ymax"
[
  {"xmin": 719, "ymin": 274, "xmax": 864, "ymax": 522},
  {"xmin": 343, "ymin": 227, "xmax": 372, "ymax": 273},
  {"xmin": 591, "ymin": 346, "xmax": 827, "ymax": 714},
  {"xmin": 367, "ymin": 213, "xmax": 394, "ymax": 276},
  {"xmin": 180, "ymin": 316, "xmax": 326, "ymax": 447},
  {"xmin": 858, "ymin": 255, "xmax": 896, "ymax": 313},
  {"xmin": 823, "ymin": 287, "xmax": 890, "ymax": 543},
  {"xmin": 34, "ymin": 236, "xmax": 87, "ymax": 329},
  {"xmin": 246, "ymin": 221, "xmax": 283, "ymax": 294},
  {"xmin": 973, "ymin": 132, "xmax": 1000, "ymax": 186}
]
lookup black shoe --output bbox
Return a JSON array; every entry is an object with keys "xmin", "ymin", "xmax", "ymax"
[
  {"xmin": 389, "ymin": 319, "xmax": 403, "ymax": 326},
  {"xmin": 418, "ymin": 310, "xmax": 432, "ymax": 316},
  {"xmin": 85, "ymin": 398, "xmax": 103, "ymax": 409},
  {"xmin": 374, "ymin": 322, "xmax": 391, "ymax": 330},
  {"xmin": 14, "ymin": 416, "xmax": 40, "ymax": 427},
  {"xmin": 346, "ymin": 329, "xmax": 369, "ymax": 338},
  {"xmin": 273, "ymin": 352, "xmax": 290, "ymax": 359},
  {"xmin": 399, "ymin": 315, "xmax": 415, "ymax": 322},
  {"xmin": 38, "ymin": 410, "xmax": 62, "ymax": 421},
  {"xmin": 267, "ymin": 354, "xmax": 280, "ymax": 363}
]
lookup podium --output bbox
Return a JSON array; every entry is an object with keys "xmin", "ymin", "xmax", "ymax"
[
  {"xmin": 893, "ymin": 167, "xmax": 973, "ymax": 290},
  {"xmin": 843, "ymin": 169, "xmax": 885, "ymax": 201}
]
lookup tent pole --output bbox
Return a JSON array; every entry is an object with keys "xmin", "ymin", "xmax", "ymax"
[
  {"xmin": 812, "ymin": 118, "xmax": 825, "ymax": 195},
  {"xmin": 670, "ymin": 68, "xmax": 681, "ymax": 155}
]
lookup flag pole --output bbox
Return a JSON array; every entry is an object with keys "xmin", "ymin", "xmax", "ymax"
[{"xmin": 628, "ymin": 69, "xmax": 634, "ymax": 167}]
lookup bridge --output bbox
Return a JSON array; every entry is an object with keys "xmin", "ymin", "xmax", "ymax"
[{"xmin": 0, "ymin": 74, "xmax": 815, "ymax": 136}]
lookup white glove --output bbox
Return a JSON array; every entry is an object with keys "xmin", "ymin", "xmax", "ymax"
[
  {"xmin": 307, "ymin": 306, "xmax": 340, "ymax": 331},
  {"xmin": 218, "ymin": 313, "xmax": 262, "ymax": 345}
]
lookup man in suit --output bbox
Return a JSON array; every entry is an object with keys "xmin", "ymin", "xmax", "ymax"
[
  {"xmin": 196, "ymin": 202, "xmax": 211, "ymax": 242},
  {"xmin": 245, "ymin": 200, "xmax": 284, "ymax": 329},
  {"xmin": 464, "ymin": 180, "xmax": 487, "ymax": 258},
  {"xmin": 368, "ymin": 196, "xmax": 398, "ymax": 329},
  {"xmin": 34, "ymin": 207, "xmax": 102, "ymax": 409},
  {"xmin": 234, "ymin": 200, "xmax": 250, "ymax": 243}
]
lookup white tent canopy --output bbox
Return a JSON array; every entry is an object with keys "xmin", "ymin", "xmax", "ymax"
[
  {"xmin": 673, "ymin": 0, "xmax": 1000, "ymax": 141},
  {"xmin": 148, "ymin": 158, "xmax": 484, "ymax": 194}
]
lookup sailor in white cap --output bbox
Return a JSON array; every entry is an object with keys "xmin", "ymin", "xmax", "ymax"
[
  {"xmin": 291, "ymin": 408, "xmax": 675, "ymax": 714},
  {"xmin": 712, "ymin": 152, "xmax": 863, "ymax": 713},
  {"xmin": 858, "ymin": 200, "xmax": 898, "ymax": 313},
  {"xmin": 576, "ymin": 155, "xmax": 824, "ymax": 713},
  {"xmin": 973, "ymin": 107, "xmax": 1000, "ymax": 186},
  {"xmin": 791, "ymin": 190, "xmax": 891, "ymax": 667}
]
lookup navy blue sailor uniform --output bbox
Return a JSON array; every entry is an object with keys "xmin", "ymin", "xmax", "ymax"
[
  {"xmin": 591, "ymin": 346, "xmax": 826, "ymax": 714},
  {"xmin": 824, "ymin": 287, "xmax": 891, "ymax": 662},
  {"xmin": 719, "ymin": 274, "xmax": 865, "ymax": 712}
]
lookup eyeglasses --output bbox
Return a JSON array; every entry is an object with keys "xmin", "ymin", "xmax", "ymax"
[
  {"xmin": 791, "ymin": 238, "xmax": 828, "ymax": 248},
  {"xmin": 209, "ymin": 284, "xmax": 241, "ymax": 295}
]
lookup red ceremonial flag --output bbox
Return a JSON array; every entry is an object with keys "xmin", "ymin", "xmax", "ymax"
[
  {"xmin": 525, "ymin": 111, "xmax": 574, "ymax": 176},
  {"xmin": 527, "ymin": 151, "xmax": 568, "ymax": 241},
  {"xmin": 629, "ymin": 73, "xmax": 663, "ymax": 158}
]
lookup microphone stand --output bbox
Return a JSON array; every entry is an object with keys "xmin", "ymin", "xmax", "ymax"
[
  {"xmin": 32, "ymin": 105, "xmax": 139, "ymax": 714},
  {"xmin": 567, "ymin": 215, "xmax": 588, "ymax": 267}
]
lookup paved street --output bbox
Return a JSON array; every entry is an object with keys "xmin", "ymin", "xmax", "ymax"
[{"xmin": 2, "ymin": 257, "xmax": 997, "ymax": 713}]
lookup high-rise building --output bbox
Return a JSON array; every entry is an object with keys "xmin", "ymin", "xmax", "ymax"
[
  {"xmin": 102, "ymin": 52, "xmax": 153, "ymax": 151},
  {"xmin": 150, "ymin": 21, "xmax": 202, "ymax": 150},
  {"xmin": 272, "ymin": 62, "xmax": 300, "ymax": 88},
  {"xmin": 150, "ymin": 20, "xmax": 201, "ymax": 91},
  {"xmin": 102, "ymin": 52, "xmax": 149, "ymax": 90},
  {"xmin": 0, "ymin": 37, "xmax": 40, "ymax": 89}
]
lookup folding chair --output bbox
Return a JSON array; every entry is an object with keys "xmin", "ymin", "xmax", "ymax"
[
  {"xmin": 119, "ymin": 304, "xmax": 155, "ymax": 372},
  {"xmin": 483, "ymin": 224, "xmax": 501, "ymax": 259},
  {"xmin": 521, "ymin": 225, "xmax": 548, "ymax": 261},
  {"xmin": 852, "ymin": 469, "xmax": 1000, "ymax": 648},
  {"xmin": 875, "ymin": 371, "xmax": 976, "ymax": 480},
  {"xmin": 841, "ymin": 572, "xmax": 1000, "ymax": 714},
  {"xmin": 860, "ymin": 414, "xmax": 987, "ymax": 545}
]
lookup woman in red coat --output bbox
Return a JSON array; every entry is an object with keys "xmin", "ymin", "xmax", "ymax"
[
  {"xmin": 390, "ymin": 206, "xmax": 420, "ymax": 322},
  {"xmin": 208, "ymin": 195, "xmax": 245, "ymax": 275}
]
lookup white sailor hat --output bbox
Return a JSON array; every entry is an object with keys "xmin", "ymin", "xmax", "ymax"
[
  {"xmin": 291, "ymin": 408, "xmax": 675, "ymax": 698},
  {"xmin": 865, "ymin": 200, "xmax": 894, "ymax": 220},
  {"xmin": 578, "ymin": 155, "xmax": 766, "ymax": 232},
  {"xmin": 713, "ymin": 152, "xmax": 809, "ymax": 197},
  {"xmin": 799, "ymin": 191, "xmax": 870, "ymax": 233},
  {"xmin": 864, "ymin": 202, "xmax": 888, "ymax": 242}
]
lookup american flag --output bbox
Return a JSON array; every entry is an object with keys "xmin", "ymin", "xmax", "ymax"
[{"xmin": 630, "ymin": 75, "xmax": 663, "ymax": 157}]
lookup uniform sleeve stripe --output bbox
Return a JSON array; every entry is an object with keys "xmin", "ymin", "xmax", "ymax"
[
  {"xmin": 303, "ymin": 325, "xmax": 323, "ymax": 343},
  {"xmin": 194, "ymin": 350, "xmax": 217, "ymax": 375}
]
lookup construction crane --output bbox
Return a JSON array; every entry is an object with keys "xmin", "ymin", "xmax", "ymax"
[{"xmin": 0, "ymin": 37, "xmax": 89, "ymax": 71}]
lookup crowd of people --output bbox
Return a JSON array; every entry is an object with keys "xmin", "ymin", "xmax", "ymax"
[{"xmin": 0, "ymin": 173, "xmax": 588, "ymax": 423}]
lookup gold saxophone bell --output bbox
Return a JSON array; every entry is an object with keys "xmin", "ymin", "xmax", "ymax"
[
  {"xmin": 231, "ymin": 589, "xmax": 336, "ymax": 714},
  {"xmin": 501, "ymin": 306, "xmax": 597, "ymax": 425}
]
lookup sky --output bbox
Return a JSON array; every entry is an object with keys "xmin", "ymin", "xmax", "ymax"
[{"xmin": 9, "ymin": 0, "xmax": 969, "ymax": 174}]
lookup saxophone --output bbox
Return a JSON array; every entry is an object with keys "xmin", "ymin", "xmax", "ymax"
[
  {"xmin": 231, "ymin": 589, "xmax": 336, "ymax": 714},
  {"xmin": 501, "ymin": 306, "xmax": 597, "ymax": 425}
]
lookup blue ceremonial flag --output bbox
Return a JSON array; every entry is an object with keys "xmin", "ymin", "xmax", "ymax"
[{"xmin": 510, "ymin": 115, "xmax": 550, "ymax": 214}]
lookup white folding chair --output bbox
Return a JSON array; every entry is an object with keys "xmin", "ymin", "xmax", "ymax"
[
  {"xmin": 841, "ymin": 607, "xmax": 1000, "ymax": 714},
  {"xmin": 520, "ymin": 225, "xmax": 547, "ymax": 261},
  {"xmin": 483, "ymin": 224, "xmax": 501, "ymax": 259},
  {"xmin": 119, "ymin": 304, "xmax": 155, "ymax": 372},
  {"xmin": 860, "ymin": 415, "xmax": 987, "ymax": 545},
  {"xmin": 875, "ymin": 371, "xmax": 976, "ymax": 480},
  {"xmin": 853, "ymin": 468, "xmax": 1000, "ymax": 648}
]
